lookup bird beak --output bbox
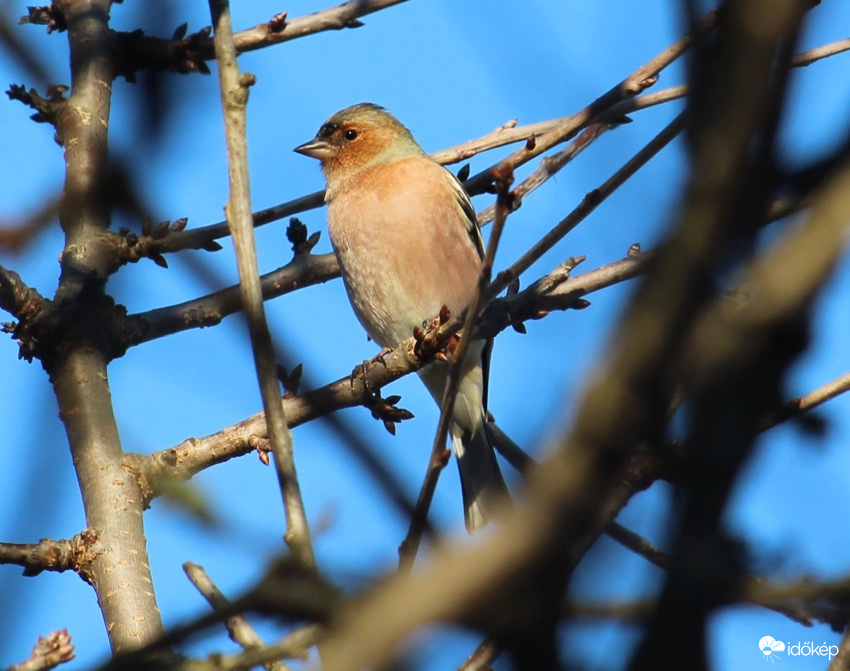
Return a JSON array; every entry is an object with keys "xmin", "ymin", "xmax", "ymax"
[{"xmin": 294, "ymin": 138, "xmax": 336, "ymax": 160}]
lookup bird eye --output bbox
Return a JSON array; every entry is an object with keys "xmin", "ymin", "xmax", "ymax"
[{"xmin": 343, "ymin": 129, "xmax": 359, "ymax": 141}]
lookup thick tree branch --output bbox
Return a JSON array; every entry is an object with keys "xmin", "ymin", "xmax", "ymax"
[
  {"xmin": 48, "ymin": 0, "xmax": 168, "ymax": 655},
  {"xmin": 630, "ymin": 2, "xmax": 817, "ymax": 667}
]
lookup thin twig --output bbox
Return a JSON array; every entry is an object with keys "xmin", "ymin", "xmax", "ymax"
[
  {"xmin": 462, "ymin": 12, "xmax": 716, "ymax": 198},
  {"xmin": 184, "ymin": 562, "xmax": 289, "ymax": 671},
  {"xmin": 232, "ymin": 0, "xmax": 411, "ymax": 54},
  {"xmin": 792, "ymin": 36, "xmax": 850, "ymax": 66},
  {"xmin": 486, "ymin": 112, "xmax": 686, "ymax": 301},
  {"xmin": 133, "ymin": 253, "xmax": 647, "ymax": 494},
  {"xmin": 605, "ymin": 521, "xmax": 669, "ymax": 570},
  {"xmin": 477, "ymin": 122, "xmax": 612, "ymax": 226},
  {"xmin": 184, "ymin": 625, "xmax": 323, "ymax": 671},
  {"xmin": 457, "ymin": 637, "xmax": 502, "ymax": 671},
  {"xmin": 760, "ymin": 370, "xmax": 850, "ymax": 430},
  {"xmin": 398, "ymin": 168, "xmax": 514, "ymax": 572},
  {"xmin": 208, "ymin": 0, "xmax": 315, "ymax": 569},
  {"xmin": 148, "ymin": 34, "xmax": 850, "ymax": 258}
]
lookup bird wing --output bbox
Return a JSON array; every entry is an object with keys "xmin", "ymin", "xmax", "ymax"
[
  {"xmin": 444, "ymin": 167, "xmax": 485, "ymax": 261},
  {"xmin": 442, "ymin": 165, "xmax": 494, "ymax": 412}
]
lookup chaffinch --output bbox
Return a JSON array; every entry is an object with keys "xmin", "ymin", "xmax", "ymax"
[{"xmin": 295, "ymin": 103, "xmax": 509, "ymax": 532}]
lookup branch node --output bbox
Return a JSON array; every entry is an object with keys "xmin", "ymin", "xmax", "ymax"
[
  {"xmin": 249, "ymin": 435, "xmax": 272, "ymax": 466},
  {"xmin": 9, "ymin": 629, "xmax": 75, "ymax": 671},
  {"xmin": 19, "ymin": 5, "xmax": 67, "ymax": 33},
  {"xmin": 277, "ymin": 362, "xmax": 303, "ymax": 398},
  {"xmin": 119, "ymin": 217, "xmax": 193, "ymax": 267},
  {"xmin": 6, "ymin": 84, "xmax": 68, "ymax": 132},
  {"xmin": 286, "ymin": 217, "xmax": 320, "ymax": 256},
  {"xmin": 267, "ymin": 11, "xmax": 288, "ymax": 33}
]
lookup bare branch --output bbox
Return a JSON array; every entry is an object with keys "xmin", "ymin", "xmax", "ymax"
[
  {"xmin": 147, "ymin": 34, "xmax": 850, "ymax": 259},
  {"xmin": 487, "ymin": 112, "xmax": 685, "ymax": 300},
  {"xmin": 49, "ymin": 0, "xmax": 168, "ymax": 653},
  {"xmin": 111, "ymin": 1, "xmax": 410, "ymax": 79},
  {"xmin": 0, "ymin": 530, "xmax": 98, "ymax": 578},
  {"xmin": 208, "ymin": 0, "xmax": 315, "ymax": 569},
  {"xmin": 0, "ymin": 265, "xmax": 49, "ymax": 322},
  {"xmin": 178, "ymin": 626, "xmax": 322, "ymax": 671},
  {"xmin": 477, "ymin": 122, "xmax": 613, "ymax": 227},
  {"xmin": 123, "ymin": 252, "xmax": 338, "ymax": 347},
  {"xmin": 457, "ymin": 638, "xmax": 501, "ymax": 671},
  {"xmin": 231, "ymin": 0, "xmax": 410, "ymax": 53},
  {"xmin": 184, "ymin": 562, "xmax": 289, "ymax": 671},
  {"xmin": 605, "ymin": 522, "xmax": 669, "ymax": 571},
  {"xmin": 462, "ymin": 12, "xmax": 716, "ymax": 199},
  {"xmin": 760, "ymin": 370, "xmax": 850, "ymax": 430},
  {"xmin": 131, "ymin": 253, "xmax": 637, "ymax": 498}
]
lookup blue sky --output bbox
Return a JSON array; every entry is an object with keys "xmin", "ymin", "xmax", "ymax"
[{"xmin": 1, "ymin": 1, "xmax": 850, "ymax": 669}]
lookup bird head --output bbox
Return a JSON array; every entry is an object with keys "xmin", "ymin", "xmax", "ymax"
[{"xmin": 294, "ymin": 103, "xmax": 425, "ymax": 184}]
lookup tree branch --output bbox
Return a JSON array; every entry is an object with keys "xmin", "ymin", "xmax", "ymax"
[
  {"xmin": 184, "ymin": 562, "xmax": 289, "ymax": 671},
  {"xmin": 140, "ymin": 33, "xmax": 849, "ymax": 261},
  {"xmin": 49, "ymin": 0, "xmax": 168, "ymax": 654},
  {"xmin": 400, "ymin": 167, "xmax": 514, "ymax": 570},
  {"xmin": 208, "ymin": 0, "xmax": 316, "ymax": 570},
  {"xmin": 0, "ymin": 530, "xmax": 98, "ymax": 578},
  {"xmin": 122, "ymin": 251, "xmax": 338, "ymax": 347},
  {"xmin": 111, "ymin": 0, "xmax": 410, "ymax": 79},
  {"xmin": 129, "ymin": 253, "xmax": 637, "ymax": 500},
  {"xmin": 487, "ymin": 112, "xmax": 685, "ymax": 301}
]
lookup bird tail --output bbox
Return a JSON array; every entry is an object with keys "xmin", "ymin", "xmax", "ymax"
[
  {"xmin": 418, "ymin": 348, "xmax": 510, "ymax": 533},
  {"xmin": 451, "ymin": 420, "xmax": 509, "ymax": 533}
]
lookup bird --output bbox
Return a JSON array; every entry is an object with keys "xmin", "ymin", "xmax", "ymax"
[{"xmin": 294, "ymin": 103, "xmax": 509, "ymax": 532}]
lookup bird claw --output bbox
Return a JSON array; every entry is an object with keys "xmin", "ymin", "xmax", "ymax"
[
  {"xmin": 413, "ymin": 307, "xmax": 452, "ymax": 361},
  {"xmin": 350, "ymin": 347, "xmax": 392, "ymax": 389},
  {"xmin": 372, "ymin": 346, "xmax": 392, "ymax": 367}
]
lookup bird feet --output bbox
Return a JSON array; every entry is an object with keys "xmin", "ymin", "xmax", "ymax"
[
  {"xmin": 350, "ymin": 347, "xmax": 392, "ymax": 390},
  {"xmin": 412, "ymin": 305, "xmax": 454, "ymax": 362}
]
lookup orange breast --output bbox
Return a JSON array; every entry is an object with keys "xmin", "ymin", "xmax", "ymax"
[{"xmin": 326, "ymin": 156, "xmax": 482, "ymax": 348}]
